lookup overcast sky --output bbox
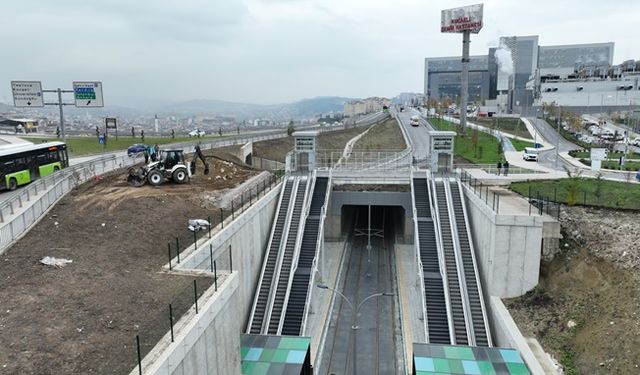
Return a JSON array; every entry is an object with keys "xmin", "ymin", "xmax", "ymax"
[{"xmin": 1, "ymin": 0, "xmax": 637, "ymax": 106}]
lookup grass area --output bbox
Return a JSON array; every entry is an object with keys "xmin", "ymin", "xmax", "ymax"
[
  {"xmin": 472, "ymin": 117, "xmax": 532, "ymax": 139},
  {"xmin": 25, "ymin": 135, "xmax": 228, "ymax": 156},
  {"xmin": 510, "ymin": 178, "xmax": 640, "ymax": 210},
  {"xmin": 352, "ymin": 119, "xmax": 406, "ymax": 151},
  {"xmin": 569, "ymin": 150, "xmax": 640, "ymax": 159},
  {"xmin": 430, "ymin": 118, "xmax": 502, "ymax": 164},
  {"xmin": 510, "ymin": 138, "xmax": 535, "ymax": 152}
]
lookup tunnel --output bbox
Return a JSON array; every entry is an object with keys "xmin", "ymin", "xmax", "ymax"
[{"xmin": 340, "ymin": 205, "xmax": 405, "ymax": 238}]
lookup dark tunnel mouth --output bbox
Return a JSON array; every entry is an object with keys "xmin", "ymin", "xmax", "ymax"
[{"xmin": 340, "ymin": 205, "xmax": 406, "ymax": 237}]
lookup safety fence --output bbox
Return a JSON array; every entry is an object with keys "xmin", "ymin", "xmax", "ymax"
[
  {"xmin": 251, "ymin": 156, "xmax": 285, "ymax": 171},
  {"xmin": 454, "ymin": 163, "xmax": 546, "ymax": 175},
  {"xmin": 0, "ymin": 154, "xmax": 142, "ymax": 254},
  {"xmin": 314, "ymin": 150, "xmax": 412, "ymax": 171},
  {"xmin": 165, "ymin": 174, "xmax": 283, "ymax": 271}
]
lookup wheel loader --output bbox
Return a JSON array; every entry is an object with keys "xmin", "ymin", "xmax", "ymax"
[{"xmin": 127, "ymin": 145, "xmax": 210, "ymax": 187}]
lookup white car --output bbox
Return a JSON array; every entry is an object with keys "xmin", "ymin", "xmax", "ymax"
[
  {"xmin": 188, "ymin": 129, "xmax": 206, "ymax": 137},
  {"xmin": 523, "ymin": 147, "xmax": 539, "ymax": 162}
]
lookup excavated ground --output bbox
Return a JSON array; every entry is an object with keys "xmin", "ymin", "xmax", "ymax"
[
  {"xmin": 505, "ymin": 205, "xmax": 640, "ymax": 374},
  {"xmin": 0, "ymin": 154, "xmax": 258, "ymax": 374}
]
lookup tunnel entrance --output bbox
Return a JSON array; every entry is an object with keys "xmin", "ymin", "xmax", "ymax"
[{"xmin": 341, "ymin": 205, "xmax": 405, "ymax": 238}]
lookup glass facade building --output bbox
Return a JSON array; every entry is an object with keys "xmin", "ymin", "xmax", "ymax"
[{"xmin": 424, "ymin": 56, "xmax": 490, "ymax": 101}]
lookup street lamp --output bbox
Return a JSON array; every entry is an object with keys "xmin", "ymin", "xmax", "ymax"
[{"xmin": 317, "ymin": 284, "xmax": 394, "ymax": 375}]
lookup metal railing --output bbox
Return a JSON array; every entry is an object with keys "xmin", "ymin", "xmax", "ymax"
[
  {"xmin": 454, "ymin": 163, "xmax": 546, "ymax": 175},
  {"xmin": 409, "ymin": 172, "xmax": 429, "ymax": 340},
  {"xmin": 0, "ymin": 153, "xmax": 142, "ymax": 254}
]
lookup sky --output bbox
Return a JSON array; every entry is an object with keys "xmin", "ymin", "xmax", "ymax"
[{"xmin": 1, "ymin": 0, "xmax": 638, "ymax": 107}]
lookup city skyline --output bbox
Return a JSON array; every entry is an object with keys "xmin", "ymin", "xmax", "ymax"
[{"xmin": 1, "ymin": 0, "xmax": 638, "ymax": 107}]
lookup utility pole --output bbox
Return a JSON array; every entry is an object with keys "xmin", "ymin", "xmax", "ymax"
[{"xmin": 555, "ymin": 105, "xmax": 561, "ymax": 169}]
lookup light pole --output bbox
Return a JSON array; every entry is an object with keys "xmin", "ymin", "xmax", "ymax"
[{"xmin": 317, "ymin": 284, "xmax": 394, "ymax": 375}]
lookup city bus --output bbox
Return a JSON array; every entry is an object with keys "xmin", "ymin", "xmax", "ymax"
[{"xmin": 0, "ymin": 142, "xmax": 69, "ymax": 190}]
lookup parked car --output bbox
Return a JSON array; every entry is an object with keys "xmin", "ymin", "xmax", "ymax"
[
  {"xmin": 188, "ymin": 129, "xmax": 206, "ymax": 137},
  {"xmin": 127, "ymin": 144, "xmax": 147, "ymax": 156}
]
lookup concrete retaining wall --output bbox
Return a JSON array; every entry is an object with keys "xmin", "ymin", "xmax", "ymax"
[
  {"xmin": 137, "ymin": 185, "xmax": 281, "ymax": 374},
  {"xmin": 488, "ymin": 297, "xmax": 550, "ymax": 375},
  {"xmin": 463, "ymin": 185, "xmax": 543, "ymax": 298}
]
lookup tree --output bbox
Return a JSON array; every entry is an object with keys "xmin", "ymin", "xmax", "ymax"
[
  {"xmin": 287, "ymin": 120, "xmax": 295, "ymax": 136},
  {"xmin": 563, "ymin": 166, "xmax": 583, "ymax": 206}
]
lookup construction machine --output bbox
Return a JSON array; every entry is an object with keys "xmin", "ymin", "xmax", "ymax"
[{"xmin": 127, "ymin": 145, "xmax": 210, "ymax": 187}]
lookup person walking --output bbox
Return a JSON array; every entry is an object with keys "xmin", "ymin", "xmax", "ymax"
[
  {"xmin": 504, "ymin": 160, "xmax": 510, "ymax": 176},
  {"xmin": 154, "ymin": 143, "xmax": 160, "ymax": 160},
  {"xmin": 496, "ymin": 161, "xmax": 502, "ymax": 176}
]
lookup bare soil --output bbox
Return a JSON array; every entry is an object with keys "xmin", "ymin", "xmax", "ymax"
[
  {"xmin": 504, "ymin": 206, "xmax": 640, "ymax": 374},
  {"xmin": 0, "ymin": 155, "xmax": 257, "ymax": 374}
]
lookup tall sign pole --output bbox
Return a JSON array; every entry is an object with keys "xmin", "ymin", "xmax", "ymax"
[
  {"xmin": 441, "ymin": 3, "xmax": 484, "ymax": 134},
  {"xmin": 43, "ymin": 88, "xmax": 75, "ymax": 143}
]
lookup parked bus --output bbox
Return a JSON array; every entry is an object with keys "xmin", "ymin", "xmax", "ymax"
[{"xmin": 0, "ymin": 142, "xmax": 69, "ymax": 190}]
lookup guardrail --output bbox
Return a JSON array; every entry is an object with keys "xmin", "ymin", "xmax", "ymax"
[{"xmin": 0, "ymin": 153, "xmax": 142, "ymax": 254}]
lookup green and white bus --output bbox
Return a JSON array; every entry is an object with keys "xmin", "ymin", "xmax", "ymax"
[{"xmin": 0, "ymin": 142, "xmax": 69, "ymax": 190}]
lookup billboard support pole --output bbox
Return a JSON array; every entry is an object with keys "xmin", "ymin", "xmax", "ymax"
[{"xmin": 460, "ymin": 30, "xmax": 470, "ymax": 135}]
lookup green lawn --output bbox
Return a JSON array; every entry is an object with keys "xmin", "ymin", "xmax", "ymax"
[
  {"xmin": 569, "ymin": 150, "xmax": 640, "ymax": 159},
  {"xmin": 510, "ymin": 138, "xmax": 535, "ymax": 152},
  {"xmin": 24, "ymin": 135, "xmax": 230, "ymax": 156},
  {"xmin": 430, "ymin": 118, "xmax": 502, "ymax": 164},
  {"xmin": 472, "ymin": 118, "xmax": 532, "ymax": 139},
  {"xmin": 510, "ymin": 178, "xmax": 640, "ymax": 210}
]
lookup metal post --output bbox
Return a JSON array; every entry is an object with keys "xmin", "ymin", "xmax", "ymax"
[
  {"xmin": 207, "ymin": 215, "xmax": 211, "ymax": 238},
  {"xmin": 193, "ymin": 229, "xmax": 197, "ymax": 249},
  {"xmin": 220, "ymin": 208, "xmax": 224, "ymax": 228},
  {"xmin": 168, "ymin": 243, "xmax": 172, "ymax": 270},
  {"xmin": 460, "ymin": 30, "xmax": 471, "ymax": 133},
  {"xmin": 555, "ymin": 106, "xmax": 561, "ymax": 169},
  {"xmin": 169, "ymin": 304, "xmax": 174, "ymax": 342},
  {"xmin": 57, "ymin": 88, "xmax": 67, "ymax": 143},
  {"xmin": 232, "ymin": 201, "xmax": 235, "ymax": 220},
  {"xmin": 176, "ymin": 237, "xmax": 180, "ymax": 263},
  {"xmin": 209, "ymin": 244, "xmax": 214, "ymax": 272},
  {"xmin": 136, "ymin": 335, "xmax": 142, "ymax": 375},
  {"xmin": 193, "ymin": 280, "xmax": 199, "ymax": 314},
  {"xmin": 229, "ymin": 244, "xmax": 233, "ymax": 271},
  {"xmin": 366, "ymin": 205, "xmax": 371, "ymax": 278}
]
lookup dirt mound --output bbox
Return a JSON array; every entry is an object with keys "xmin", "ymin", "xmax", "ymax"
[{"xmin": 505, "ymin": 206, "xmax": 640, "ymax": 374}]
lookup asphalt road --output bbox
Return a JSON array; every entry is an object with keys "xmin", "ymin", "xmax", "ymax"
[
  {"xmin": 395, "ymin": 110, "xmax": 431, "ymax": 161},
  {"xmin": 528, "ymin": 117, "xmax": 637, "ymax": 179}
]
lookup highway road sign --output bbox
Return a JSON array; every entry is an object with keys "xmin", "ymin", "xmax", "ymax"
[
  {"xmin": 11, "ymin": 81, "xmax": 44, "ymax": 107},
  {"xmin": 73, "ymin": 81, "xmax": 104, "ymax": 107}
]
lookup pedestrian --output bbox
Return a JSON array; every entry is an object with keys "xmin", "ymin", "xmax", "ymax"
[
  {"xmin": 131, "ymin": 126, "xmax": 135, "ymax": 138},
  {"xmin": 154, "ymin": 143, "xmax": 160, "ymax": 160},
  {"xmin": 140, "ymin": 129, "xmax": 145, "ymax": 142},
  {"xmin": 504, "ymin": 160, "xmax": 510, "ymax": 176},
  {"xmin": 56, "ymin": 126, "xmax": 60, "ymax": 138},
  {"xmin": 148, "ymin": 144, "xmax": 156, "ymax": 162},
  {"xmin": 171, "ymin": 129, "xmax": 175, "ymax": 139},
  {"xmin": 95, "ymin": 126, "xmax": 100, "ymax": 138},
  {"xmin": 144, "ymin": 149, "xmax": 149, "ymax": 164},
  {"xmin": 496, "ymin": 161, "xmax": 502, "ymax": 176}
]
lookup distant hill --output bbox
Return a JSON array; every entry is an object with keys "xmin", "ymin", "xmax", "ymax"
[{"xmin": 160, "ymin": 96, "xmax": 357, "ymax": 119}]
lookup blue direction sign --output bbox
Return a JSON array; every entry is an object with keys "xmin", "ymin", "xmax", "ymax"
[{"xmin": 73, "ymin": 81, "xmax": 104, "ymax": 107}]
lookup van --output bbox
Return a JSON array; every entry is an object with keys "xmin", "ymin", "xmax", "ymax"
[{"xmin": 523, "ymin": 147, "xmax": 539, "ymax": 162}]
